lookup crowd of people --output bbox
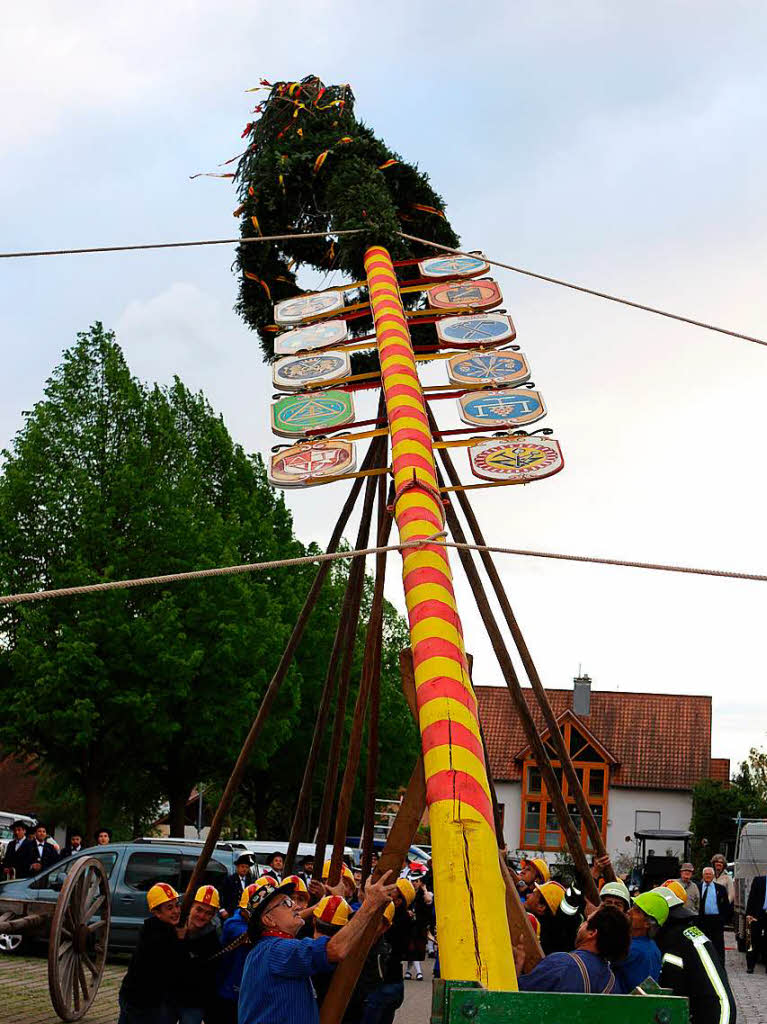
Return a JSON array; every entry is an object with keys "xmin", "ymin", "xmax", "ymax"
[
  {"xmin": 1, "ymin": 820, "xmax": 111, "ymax": 878},
  {"xmin": 117, "ymin": 853, "xmax": 435, "ymax": 1024}
]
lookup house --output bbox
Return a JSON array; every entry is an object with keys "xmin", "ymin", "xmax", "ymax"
[{"xmin": 476, "ymin": 674, "xmax": 729, "ymax": 865}]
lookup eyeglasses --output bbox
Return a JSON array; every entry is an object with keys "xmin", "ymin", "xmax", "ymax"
[{"xmin": 272, "ymin": 897, "xmax": 295, "ymax": 910}]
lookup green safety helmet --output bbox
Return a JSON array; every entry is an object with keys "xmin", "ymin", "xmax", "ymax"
[
  {"xmin": 600, "ymin": 880, "xmax": 631, "ymax": 908},
  {"xmin": 632, "ymin": 891, "xmax": 669, "ymax": 927}
]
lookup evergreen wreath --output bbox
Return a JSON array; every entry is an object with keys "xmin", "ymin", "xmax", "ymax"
[{"xmin": 233, "ymin": 75, "xmax": 460, "ymax": 363}]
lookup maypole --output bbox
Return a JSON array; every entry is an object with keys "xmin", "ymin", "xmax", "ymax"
[{"xmin": 364, "ymin": 245, "xmax": 515, "ymax": 988}]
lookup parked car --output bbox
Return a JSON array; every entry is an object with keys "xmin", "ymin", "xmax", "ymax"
[
  {"xmin": 734, "ymin": 820, "xmax": 767, "ymax": 952},
  {"xmin": 228, "ymin": 839, "xmax": 355, "ymax": 871},
  {"xmin": 0, "ymin": 838, "xmax": 239, "ymax": 953}
]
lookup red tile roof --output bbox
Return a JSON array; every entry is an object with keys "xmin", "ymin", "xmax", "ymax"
[
  {"xmin": 0, "ymin": 754, "xmax": 40, "ymax": 814},
  {"xmin": 709, "ymin": 758, "xmax": 731, "ymax": 785},
  {"xmin": 476, "ymin": 685, "xmax": 722, "ymax": 792}
]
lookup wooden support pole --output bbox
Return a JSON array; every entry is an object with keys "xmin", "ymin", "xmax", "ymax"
[
  {"xmin": 312, "ymin": 441, "xmax": 383, "ymax": 879},
  {"xmin": 361, "ymin": 476, "xmax": 390, "ymax": 882},
  {"xmin": 435, "ymin": 468, "xmax": 601, "ymax": 906},
  {"xmin": 328, "ymin": 482, "xmax": 393, "ymax": 885},
  {"xmin": 433, "ymin": 430, "xmax": 615, "ymax": 883},
  {"xmin": 319, "ymin": 658, "xmax": 428, "ymax": 1024},
  {"xmin": 180, "ymin": 441, "xmax": 375, "ymax": 917}
]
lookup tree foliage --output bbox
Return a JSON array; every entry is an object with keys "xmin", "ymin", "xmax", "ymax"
[
  {"xmin": 690, "ymin": 761, "xmax": 767, "ymax": 868},
  {"xmin": 233, "ymin": 75, "xmax": 460, "ymax": 360},
  {"xmin": 0, "ymin": 325, "xmax": 419, "ymax": 840}
]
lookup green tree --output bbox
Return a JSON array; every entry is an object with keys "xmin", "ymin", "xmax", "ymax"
[
  {"xmin": 0, "ymin": 325, "xmax": 420, "ymax": 841},
  {"xmin": 690, "ymin": 767, "xmax": 767, "ymax": 868}
]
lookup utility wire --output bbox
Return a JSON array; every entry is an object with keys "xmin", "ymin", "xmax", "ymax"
[
  {"xmin": 1, "ymin": 533, "xmax": 763, "ymax": 606},
  {"xmin": 0, "ymin": 229, "xmax": 364, "ymax": 260},
  {"xmin": 400, "ymin": 232, "xmax": 767, "ymax": 349}
]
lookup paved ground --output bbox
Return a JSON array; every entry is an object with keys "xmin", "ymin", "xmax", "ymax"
[{"xmin": 0, "ymin": 947, "xmax": 762, "ymax": 1022}]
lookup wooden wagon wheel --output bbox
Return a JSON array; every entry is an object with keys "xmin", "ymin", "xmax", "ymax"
[{"xmin": 47, "ymin": 856, "xmax": 111, "ymax": 1022}]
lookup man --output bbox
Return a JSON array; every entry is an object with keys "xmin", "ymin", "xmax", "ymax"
[
  {"xmin": 614, "ymin": 891, "xmax": 666, "ymax": 991},
  {"xmin": 299, "ymin": 856, "xmax": 315, "ymax": 884},
  {"xmin": 2, "ymin": 820, "xmax": 34, "ymax": 879},
  {"xmin": 404, "ymin": 871, "xmax": 433, "ymax": 981},
  {"xmin": 118, "ymin": 883, "xmax": 187, "ymax": 1024},
  {"xmin": 263, "ymin": 851, "xmax": 285, "ymax": 882},
  {"xmin": 215, "ymin": 884, "xmax": 263, "ymax": 1024},
  {"xmin": 598, "ymin": 880, "xmax": 632, "ymax": 913},
  {"xmin": 321, "ymin": 859, "xmax": 357, "ymax": 903},
  {"xmin": 27, "ymin": 823, "xmax": 59, "ymax": 876},
  {"xmin": 349, "ymin": 900, "xmax": 396, "ymax": 1023},
  {"xmin": 699, "ymin": 866, "xmax": 731, "ymax": 964},
  {"xmin": 677, "ymin": 863, "xmax": 701, "ymax": 915},
  {"xmin": 177, "ymin": 885, "xmax": 222, "ymax": 1024},
  {"xmin": 656, "ymin": 883, "xmax": 736, "ymax": 1024},
  {"xmin": 238, "ymin": 871, "xmax": 398, "ymax": 1024},
  {"xmin": 310, "ymin": 895, "xmax": 353, "ymax": 1007},
  {"xmin": 511, "ymin": 857, "xmax": 550, "ymax": 900},
  {"xmin": 745, "ymin": 871, "xmax": 767, "ymax": 974},
  {"xmin": 96, "ymin": 828, "xmax": 112, "ymax": 846},
  {"xmin": 515, "ymin": 905, "xmax": 630, "ymax": 993},
  {"xmin": 221, "ymin": 854, "xmax": 254, "ymax": 918},
  {"xmin": 62, "ymin": 830, "xmax": 84, "ymax": 859},
  {"xmin": 525, "ymin": 881, "xmax": 574, "ymax": 955},
  {"xmin": 711, "ymin": 854, "xmax": 734, "ymax": 905}
]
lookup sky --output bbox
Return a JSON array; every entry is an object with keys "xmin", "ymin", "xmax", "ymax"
[{"xmin": 1, "ymin": 2, "xmax": 765, "ymax": 770}]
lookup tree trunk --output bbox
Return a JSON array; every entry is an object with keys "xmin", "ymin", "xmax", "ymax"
[
  {"xmin": 167, "ymin": 783, "xmax": 189, "ymax": 838},
  {"xmin": 83, "ymin": 773, "xmax": 103, "ymax": 845}
]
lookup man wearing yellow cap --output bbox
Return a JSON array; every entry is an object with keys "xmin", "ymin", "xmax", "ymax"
[
  {"xmin": 238, "ymin": 872, "xmax": 398, "ymax": 1024},
  {"xmin": 511, "ymin": 857, "xmax": 550, "ymax": 901},
  {"xmin": 215, "ymin": 882, "xmax": 273, "ymax": 1024},
  {"xmin": 176, "ymin": 885, "xmax": 222, "ymax": 1024},
  {"xmin": 525, "ymin": 881, "xmax": 577, "ymax": 955},
  {"xmin": 118, "ymin": 883, "xmax": 186, "ymax": 1024}
]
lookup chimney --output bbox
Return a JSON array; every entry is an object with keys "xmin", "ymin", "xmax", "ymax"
[{"xmin": 573, "ymin": 673, "xmax": 591, "ymax": 716}]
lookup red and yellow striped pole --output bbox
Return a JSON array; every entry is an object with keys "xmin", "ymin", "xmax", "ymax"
[{"xmin": 364, "ymin": 246, "xmax": 516, "ymax": 989}]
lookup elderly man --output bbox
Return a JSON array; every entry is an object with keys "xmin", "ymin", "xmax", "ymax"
[
  {"xmin": 515, "ymin": 904, "xmax": 630, "ymax": 993},
  {"xmin": 710, "ymin": 854, "xmax": 734, "ymax": 905},
  {"xmin": 614, "ymin": 891, "xmax": 666, "ymax": 991},
  {"xmin": 238, "ymin": 872, "xmax": 398, "ymax": 1024},
  {"xmin": 699, "ymin": 866, "xmax": 731, "ymax": 964},
  {"xmin": 677, "ymin": 863, "xmax": 701, "ymax": 916}
]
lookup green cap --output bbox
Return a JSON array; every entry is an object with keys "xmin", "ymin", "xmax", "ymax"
[
  {"xmin": 633, "ymin": 891, "xmax": 669, "ymax": 926},
  {"xmin": 600, "ymin": 880, "xmax": 631, "ymax": 908}
]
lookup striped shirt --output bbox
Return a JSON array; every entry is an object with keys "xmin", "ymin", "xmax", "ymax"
[{"xmin": 238, "ymin": 935, "xmax": 332, "ymax": 1024}]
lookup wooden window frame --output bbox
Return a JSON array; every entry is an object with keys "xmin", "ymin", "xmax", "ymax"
[{"xmin": 519, "ymin": 720, "xmax": 609, "ymax": 853}]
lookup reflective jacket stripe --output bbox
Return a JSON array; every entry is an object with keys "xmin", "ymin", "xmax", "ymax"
[
  {"xmin": 662, "ymin": 953, "xmax": 684, "ymax": 968},
  {"xmin": 688, "ymin": 935, "xmax": 730, "ymax": 1024}
]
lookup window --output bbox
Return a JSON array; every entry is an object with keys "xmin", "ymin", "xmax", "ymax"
[
  {"xmin": 180, "ymin": 855, "xmax": 227, "ymax": 892},
  {"xmin": 519, "ymin": 719, "xmax": 610, "ymax": 853},
  {"xmin": 125, "ymin": 852, "xmax": 181, "ymax": 892},
  {"xmin": 635, "ymin": 810, "xmax": 661, "ymax": 831},
  {"xmin": 30, "ymin": 851, "xmax": 118, "ymax": 892}
]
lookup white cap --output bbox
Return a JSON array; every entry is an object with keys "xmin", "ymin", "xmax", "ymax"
[{"xmin": 652, "ymin": 885, "xmax": 683, "ymax": 909}]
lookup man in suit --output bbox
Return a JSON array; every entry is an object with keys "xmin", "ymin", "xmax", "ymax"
[
  {"xmin": 2, "ymin": 820, "xmax": 35, "ymax": 879},
  {"xmin": 220, "ymin": 854, "xmax": 254, "ymax": 919},
  {"xmin": 698, "ymin": 865, "xmax": 730, "ymax": 964},
  {"xmin": 61, "ymin": 830, "xmax": 84, "ymax": 859},
  {"xmin": 746, "ymin": 873, "xmax": 767, "ymax": 974}
]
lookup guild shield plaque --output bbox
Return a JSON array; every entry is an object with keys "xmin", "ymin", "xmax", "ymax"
[
  {"xmin": 447, "ymin": 351, "xmax": 531, "ymax": 387},
  {"xmin": 269, "ymin": 440, "xmax": 356, "ymax": 488},
  {"xmin": 271, "ymin": 390, "xmax": 355, "ymax": 437},
  {"xmin": 427, "ymin": 279, "xmax": 502, "ymax": 312},
  {"xmin": 418, "ymin": 253, "xmax": 490, "ymax": 279},
  {"xmin": 274, "ymin": 319, "xmax": 349, "ymax": 355},
  {"xmin": 468, "ymin": 437, "xmax": 564, "ymax": 484},
  {"xmin": 274, "ymin": 291, "xmax": 344, "ymax": 326},
  {"xmin": 459, "ymin": 389, "xmax": 545, "ymax": 427},
  {"xmin": 273, "ymin": 351, "xmax": 351, "ymax": 391},
  {"xmin": 435, "ymin": 313, "xmax": 516, "ymax": 349}
]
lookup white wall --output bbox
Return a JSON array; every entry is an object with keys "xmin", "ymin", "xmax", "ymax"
[{"xmin": 493, "ymin": 780, "xmax": 692, "ymax": 866}]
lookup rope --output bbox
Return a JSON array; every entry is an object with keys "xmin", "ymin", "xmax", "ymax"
[
  {"xmin": 399, "ymin": 232, "xmax": 767, "ymax": 349},
  {"xmin": 0, "ymin": 533, "xmax": 763, "ymax": 607},
  {"xmin": 0, "ymin": 230, "xmax": 364, "ymax": 260}
]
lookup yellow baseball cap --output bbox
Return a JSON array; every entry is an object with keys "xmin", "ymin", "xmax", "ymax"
[
  {"xmin": 663, "ymin": 880, "xmax": 688, "ymax": 904},
  {"xmin": 282, "ymin": 874, "xmax": 308, "ymax": 894},
  {"xmin": 321, "ymin": 860, "xmax": 354, "ymax": 882},
  {"xmin": 530, "ymin": 858, "xmax": 550, "ymax": 883},
  {"xmin": 194, "ymin": 885, "xmax": 220, "ymax": 909},
  {"xmin": 383, "ymin": 901, "xmax": 395, "ymax": 925},
  {"xmin": 396, "ymin": 877, "xmax": 416, "ymax": 907},
  {"xmin": 313, "ymin": 895, "xmax": 351, "ymax": 927},
  {"xmin": 147, "ymin": 883, "xmax": 179, "ymax": 912},
  {"xmin": 535, "ymin": 881, "xmax": 566, "ymax": 914}
]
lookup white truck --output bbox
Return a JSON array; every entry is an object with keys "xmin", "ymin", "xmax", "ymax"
[{"xmin": 734, "ymin": 819, "xmax": 767, "ymax": 951}]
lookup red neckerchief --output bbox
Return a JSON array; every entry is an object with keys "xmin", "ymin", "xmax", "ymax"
[{"xmin": 260, "ymin": 929, "xmax": 294, "ymax": 940}]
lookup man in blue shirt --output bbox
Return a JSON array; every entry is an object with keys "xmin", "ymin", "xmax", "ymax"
[
  {"xmin": 238, "ymin": 871, "xmax": 398, "ymax": 1024},
  {"xmin": 699, "ymin": 866, "xmax": 731, "ymax": 965},
  {"xmin": 614, "ymin": 891, "xmax": 666, "ymax": 992},
  {"xmin": 515, "ymin": 904, "xmax": 630, "ymax": 994}
]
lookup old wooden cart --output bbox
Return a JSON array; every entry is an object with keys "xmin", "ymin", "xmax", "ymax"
[{"xmin": 0, "ymin": 856, "xmax": 111, "ymax": 1021}]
